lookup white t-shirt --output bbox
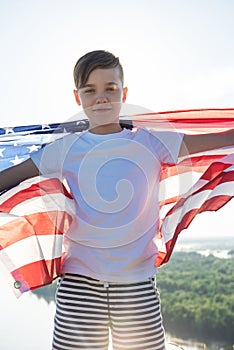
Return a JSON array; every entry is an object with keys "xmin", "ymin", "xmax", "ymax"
[{"xmin": 31, "ymin": 127, "xmax": 183, "ymax": 282}]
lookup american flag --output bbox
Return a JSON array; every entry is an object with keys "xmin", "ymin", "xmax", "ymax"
[{"xmin": 0, "ymin": 109, "xmax": 233, "ymax": 297}]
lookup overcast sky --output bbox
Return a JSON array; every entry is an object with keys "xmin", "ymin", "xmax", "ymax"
[{"xmin": 0, "ymin": 0, "xmax": 233, "ymax": 236}]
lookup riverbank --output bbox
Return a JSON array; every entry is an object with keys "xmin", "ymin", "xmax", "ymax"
[
  {"xmin": 167, "ymin": 335, "xmax": 206, "ymax": 349},
  {"xmin": 166, "ymin": 334, "xmax": 233, "ymax": 350}
]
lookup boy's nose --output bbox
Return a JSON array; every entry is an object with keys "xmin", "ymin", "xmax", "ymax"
[{"xmin": 96, "ymin": 95, "xmax": 108, "ymax": 104}]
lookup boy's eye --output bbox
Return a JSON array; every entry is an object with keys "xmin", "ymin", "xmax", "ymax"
[
  {"xmin": 84, "ymin": 89, "xmax": 95, "ymax": 94},
  {"xmin": 107, "ymin": 86, "xmax": 118, "ymax": 92}
]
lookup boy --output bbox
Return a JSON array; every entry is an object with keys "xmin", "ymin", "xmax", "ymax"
[{"xmin": 0, "ymin": 50, "xmax": 233, "ymax": 350}]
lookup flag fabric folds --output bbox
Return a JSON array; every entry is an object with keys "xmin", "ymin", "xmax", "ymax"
[
  {"xmin": 0, "ymin": 177, "xmax": 75, "ymax": 297},
  {"xmin": 0, "ymin": 109, "xmax": 233, "ymax": 296}
]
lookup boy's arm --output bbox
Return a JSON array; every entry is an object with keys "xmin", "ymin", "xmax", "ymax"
[
  {"xmin": 179, "ymin": 129, "xmax": 234, "ymax": 157},
  {"xmin": 0, "ymin": 158, "xmax": 40, "ymax": 193}
]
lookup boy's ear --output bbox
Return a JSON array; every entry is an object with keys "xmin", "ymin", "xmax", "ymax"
[
  {"xmin": 122, "ymin": 87, "xmax": 128, "ymax": 103},
  {"xmin": 73, "ymin": 90, "xmax": 81, "ymax": 105}
]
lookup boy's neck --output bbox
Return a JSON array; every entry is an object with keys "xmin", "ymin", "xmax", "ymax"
[{"xmin": 88, "ymin": 123, "xmax": 123, "ymax": 135}]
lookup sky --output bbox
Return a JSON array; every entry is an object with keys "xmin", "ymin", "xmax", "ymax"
[{"xmin": 0, "ymin": 0, "xmax": 233, "ymax": 237}]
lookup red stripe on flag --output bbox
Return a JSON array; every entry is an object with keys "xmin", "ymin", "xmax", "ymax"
[
  {"xmin": 11, "ymin": 257, "xmax": 64, "ymax": 292},
  {"xmin": 0, "ymin": 178, "xmax": 72, "ymax": 212},
  {"xmin": 0, "ymin": 211, "xmax": 72, "ymax": 249},
  {"xmin": 25, "ymin": 212, "xmax": 73, "ymax": 236},
  {"xmin": 161, "ymin": 155, "xmax": 225, "ymax": 180},
  {"xmin": 200, "ymin": 161, "xmax": 234, "ymax": 181},
  {"xmin": 195, "ymin": 170, "xmax": 234, "ymax": 192},
  {"xmin": 0, "ymin": 216, "xmax": 35, "ymax": 249},
  {"xmin": 198, "ymin": 194, "xmax": 233, "ymax": 213}
]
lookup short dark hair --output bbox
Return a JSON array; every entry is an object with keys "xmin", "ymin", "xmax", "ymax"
[{"xmin": 73, "ymin": 50, "xmax": 124, "ymax": 90}]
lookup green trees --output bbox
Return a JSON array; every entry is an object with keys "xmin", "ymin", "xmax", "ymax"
[{"xmin": 157, "ymin": 252, "xmax": 234, "ymax": 345}]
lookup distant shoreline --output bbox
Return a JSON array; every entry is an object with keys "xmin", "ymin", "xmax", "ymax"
[{"xmin": 175, "ymin": 235, "xmax": 234, "ymax": 259}]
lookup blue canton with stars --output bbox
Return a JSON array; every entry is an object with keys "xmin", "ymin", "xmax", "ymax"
[
  {"xmin": 0, "ymin": 118, "xmax": 132, "ymax": 172},
  {"xmin": 0, "ymin": 120, "xmax": 89, "ymax": 172}
]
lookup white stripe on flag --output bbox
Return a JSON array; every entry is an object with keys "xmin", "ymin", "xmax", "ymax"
[
  {"xmin": 159, "ymin": 171, "xmax": 201, "ymax": 201},
  {"xmin": 0, "ymin": 213, "xmax": 19, "ymax": 226},
  {"xmin": 0, "ymin": 234, "xmax": 64, "ymax": 271}
]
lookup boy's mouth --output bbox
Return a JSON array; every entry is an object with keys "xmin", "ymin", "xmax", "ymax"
[
  {"xmin": 92, "ymin": 109, "xmax": 112, "ymax": 114},
  {"xmin": 92, "ymin": 104, "xmax": 112, "ymax": 112}
]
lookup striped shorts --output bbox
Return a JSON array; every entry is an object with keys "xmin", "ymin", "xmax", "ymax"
[{"xmin": 52, "ymin": 274, "xmax": 166, "ymax": 350}]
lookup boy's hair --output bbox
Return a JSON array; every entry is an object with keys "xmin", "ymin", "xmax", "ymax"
[{"xmin": 73, "ymin": 50, "xmax": 124, "ymax": 90}]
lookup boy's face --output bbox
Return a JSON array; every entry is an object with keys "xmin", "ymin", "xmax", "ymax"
[{"xmin": 74, "ymin": 67, "xmax": 128, "ymax": 129}]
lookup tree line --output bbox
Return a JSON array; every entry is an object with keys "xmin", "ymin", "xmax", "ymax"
[{"xmin": 156, "ymin": 251, "xmax": 234, "ymax": 346}]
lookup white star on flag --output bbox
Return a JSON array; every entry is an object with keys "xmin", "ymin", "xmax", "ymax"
[
  {"xmin": 10, "ymin": 155, "xmax": 25, "ymax": 166},
  {"xmin": 41, "ymin": 124, "xmax": 51, "ymax": 129},
  {"xmin": 27, "ymin": 145, "xmax": 41, "ymax": 153},
  {"xmin": 4, "ymin": 127, "xmax": 14, "ymax": 134},
  {"xmin": 0, "ymin": 148, "xmax": 6, "ymax": 157}
]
